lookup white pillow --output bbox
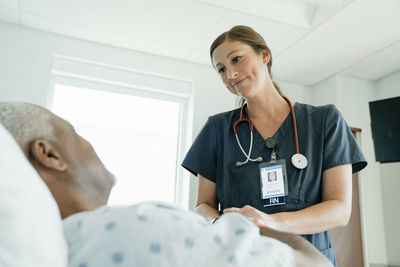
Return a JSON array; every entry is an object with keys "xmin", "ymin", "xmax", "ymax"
[{"xmin": 0, "ymin": 123, "xmax": 68, "ymax": 267}]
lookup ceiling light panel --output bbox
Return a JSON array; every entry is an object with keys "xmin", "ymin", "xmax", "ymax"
[
  {"xmin": 21, "ymin": 12, "xmax": 113, "ymax": 44},
  {"xmin": 195, "ymin": 0, "xmax": 312, "ymax": 28},
  {"xmin": 116, "ymin": 0, "xmax": 225, "ymax": 47},
  {"xmin": 299, "ymin": 0, "xmax": 345, "ymax": 8},
  {"xmin": 341, "ymin": 49, "xmax": 400, "ymax": 81},
  {"xmin": 0, "ymin": 7, "xmax": 19, "ymax": 24},
  {"xmin": 198, "ymin": 11, "xmax": 308, "ymax": 58},
  {"xmin": 20, "ymin": 0, "xmax": 126, "ymax": 31},
  {"xmin": 315, "ymin": 0, "xmax": 400, "ymax": 48},
  {"xmin": 388, "ymin": 41, "xmax": 400, "ymax": 52},
  {"xmin": 0, "ymin": 0, "xmax": 18, "ymax": 9},
  {"xmin": 112, "ymin": 33, "xmax": 210, "ymax": 64},
  {"xmin": 274, "ymin": 32, "xmax": 377, "ymax": 85}
]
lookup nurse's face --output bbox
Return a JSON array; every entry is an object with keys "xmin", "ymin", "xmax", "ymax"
[{"xmin": 212, "ymin": 40, "xmax": 270, "ymax": 99}]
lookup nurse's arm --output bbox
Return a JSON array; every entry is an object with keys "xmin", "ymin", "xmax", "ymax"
[
  {"xmin": 195, "ymin": 175, "xmax": 220, "ymax": 223},
  {"xmin": 273, "ymin": 164, "xmax": 352, "ymax": 234},
  {"xmin": 259, "ymin": 227, "xmax": 333, "ymax": 267}
]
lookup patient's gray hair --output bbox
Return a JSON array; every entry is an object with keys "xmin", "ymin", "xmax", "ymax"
[{"xmin": 0, "ymin": 102, "xmax": 54, "ymax": 153}]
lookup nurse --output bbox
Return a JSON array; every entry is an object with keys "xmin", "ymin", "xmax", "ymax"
[{"xmin": 182, "ymin": 25, "xmax": 367, "ymax": 265}]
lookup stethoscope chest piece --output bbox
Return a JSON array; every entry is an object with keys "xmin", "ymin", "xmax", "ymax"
[{"xmin": 291, "ymin": 153, "xmax": 308, "ymax": 169}]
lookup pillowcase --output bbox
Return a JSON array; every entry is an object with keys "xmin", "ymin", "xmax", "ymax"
[{"xmin": 0, "ymin": 123, "xmax": 68, "ymax": 267}]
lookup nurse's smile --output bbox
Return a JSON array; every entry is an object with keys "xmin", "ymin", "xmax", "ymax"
[{"xmin": 233, "ymin": 77, "xmax": 248, "ymax": 88}]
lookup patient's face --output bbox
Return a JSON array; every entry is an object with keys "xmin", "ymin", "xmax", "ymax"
[{"xmin": 50, "ymin": 115, "xmax": 115, "ymax": 203}]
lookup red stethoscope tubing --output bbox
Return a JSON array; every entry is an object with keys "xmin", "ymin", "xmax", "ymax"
[
  {"xmin": 282, "ymin": 96, "xmax": 299, "ymax": 154},
  {"xmin": 233, "ymin": 96, "xmax": 299, "ymax": 154}
]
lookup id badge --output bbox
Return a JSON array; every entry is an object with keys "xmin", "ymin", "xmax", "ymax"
[{"xmin": 259, "ymin": 159, "xmax": 288, "ymax": 207}]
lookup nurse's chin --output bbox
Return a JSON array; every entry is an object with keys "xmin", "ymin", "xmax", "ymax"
[{"xmin": 235, "ymin": 88, "xmax": 255, "ymax": 100}]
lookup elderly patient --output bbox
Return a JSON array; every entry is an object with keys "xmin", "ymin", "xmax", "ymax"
[{"xmin": 0, "ymin": 102, "xmax": 332, "ymax": 267}]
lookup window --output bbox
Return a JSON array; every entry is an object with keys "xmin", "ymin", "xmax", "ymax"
[
  {"xmin": 49, "ymin": 56, "xmax": 193, "ymax": 208},
  {"xmin": 51, "ymin": 83, "xmax": 184, "ymax": 206}
]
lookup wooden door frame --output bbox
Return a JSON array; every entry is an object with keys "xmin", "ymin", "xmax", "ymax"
[{"xmin": 350, "ymin": 127, "xmax": 369, "ymax": 267}]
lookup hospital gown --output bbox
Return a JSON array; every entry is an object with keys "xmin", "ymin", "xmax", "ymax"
[{"xmin": 63, "ymin": 202, "xmax": 294, "ymax": 267}]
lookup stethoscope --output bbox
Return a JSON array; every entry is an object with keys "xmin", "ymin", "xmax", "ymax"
[{"xmin": 233, "ymin": 96, "xmax": 308, "ymax": 169}]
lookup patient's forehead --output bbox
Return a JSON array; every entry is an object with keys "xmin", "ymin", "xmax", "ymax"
[{"xmin": 49, "ymin": 115, "xmax": 75, "ymax": 136}]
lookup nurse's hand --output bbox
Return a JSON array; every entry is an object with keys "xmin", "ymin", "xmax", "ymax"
[{"xmin": 224, "ymin": 205, "xmax": 279, "ymax": 229}]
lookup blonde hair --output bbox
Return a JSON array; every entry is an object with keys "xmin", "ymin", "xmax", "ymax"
[{"xmin": 210, "ymin": 25, "xmax": 283, "ymax": 107}]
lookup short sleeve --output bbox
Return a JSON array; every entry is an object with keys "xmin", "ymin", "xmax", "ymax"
[
  {"xmin": 182, "ymin": 117, "xmax": 218, "ymax": 182},
  {"xmin": 323, "ymin": 105, "xmax": 367, "ymax": 174}
]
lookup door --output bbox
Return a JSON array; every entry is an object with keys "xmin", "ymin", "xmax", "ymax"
[{"xmin": 330, "ymin": 127, "xmax": 364, "ymax": 267}]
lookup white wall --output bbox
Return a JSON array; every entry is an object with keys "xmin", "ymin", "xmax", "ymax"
[
  {"xmin": 311, "ymin": 75, "xmax": 338, "ymax": 105},
  {"xmin": 375, "ymin": 70, "xmax": 400, "ymax": 266},
  {"xmin": 375, "ymin": 70, "xmax": 400, "ymax": 100},
  {"xmin": 277, "ymin": 80, "xmax": 312, "ymax": 104},
  {"xmin": 311, "ymin": 74, "xmax": 389, "ymax": 266}
]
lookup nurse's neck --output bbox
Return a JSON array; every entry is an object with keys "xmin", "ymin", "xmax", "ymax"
[{"xmin": 246, "ymin": 86, "xmax": 292, "ymax": 122}]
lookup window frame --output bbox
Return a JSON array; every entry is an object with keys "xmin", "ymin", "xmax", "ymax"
[{"xmin": 46, "ymin": 55, "xmax": 194, "ymax": 208}]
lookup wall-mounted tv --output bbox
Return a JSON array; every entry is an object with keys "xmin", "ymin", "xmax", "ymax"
[{"xmin": 369, "ymin": 96, "xmax": 400, "ymax": 163}]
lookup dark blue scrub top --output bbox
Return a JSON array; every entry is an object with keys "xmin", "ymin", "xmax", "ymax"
[{"xmin": 182, "ymin": 102, "xmax": 367, "ymax": 266}]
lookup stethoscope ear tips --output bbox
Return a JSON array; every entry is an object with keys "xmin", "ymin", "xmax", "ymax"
[
  {"xmin": 257, "ymin": 157, "xmax": 263, "ymax": 162},
  {"xmin": 236, "ymin": 162, "xmax": 243, "ymax": 167}
]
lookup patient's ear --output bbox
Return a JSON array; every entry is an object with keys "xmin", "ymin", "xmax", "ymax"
[{"xmin": 30, "ymin": 140, "xmax": 67, "ymax": 172}]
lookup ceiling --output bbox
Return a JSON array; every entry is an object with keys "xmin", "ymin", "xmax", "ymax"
[{"xmin": 1, "ymin": 0, "xmax": 400, "ymax": 85}]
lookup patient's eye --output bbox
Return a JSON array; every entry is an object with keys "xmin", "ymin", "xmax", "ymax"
[{"xmin": 218, "ymin": 66, "xmax": 226, "ymax": 74}]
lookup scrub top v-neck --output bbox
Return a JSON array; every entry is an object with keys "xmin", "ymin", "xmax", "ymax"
[
  {"xmin": 229, "ymin": 103, "xmax": 295, "ymax": 210},
  {"xmin": 182, "ymin": 102, "xmax": 367, "ymax": 266}
]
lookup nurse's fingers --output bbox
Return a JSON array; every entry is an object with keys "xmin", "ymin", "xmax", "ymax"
[
  {"xmin": 224, "ymin": 205, "xmax": 257, "ymax": 214},
  {"xmin": 223, "ymin": 207, "xmax": 241, "ymax": 213},
  {"xmin": 241, "ymin": 205, "xmax": 257, "ymax": 212}
]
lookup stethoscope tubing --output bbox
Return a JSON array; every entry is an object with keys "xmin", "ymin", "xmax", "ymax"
[
  {"xmin": 282, "ymin": 96, "xmax": 299, "ymax": 154},
  {"xmin": 233, "ymin": 96, "xmax": 303, "ymax": 167}
]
